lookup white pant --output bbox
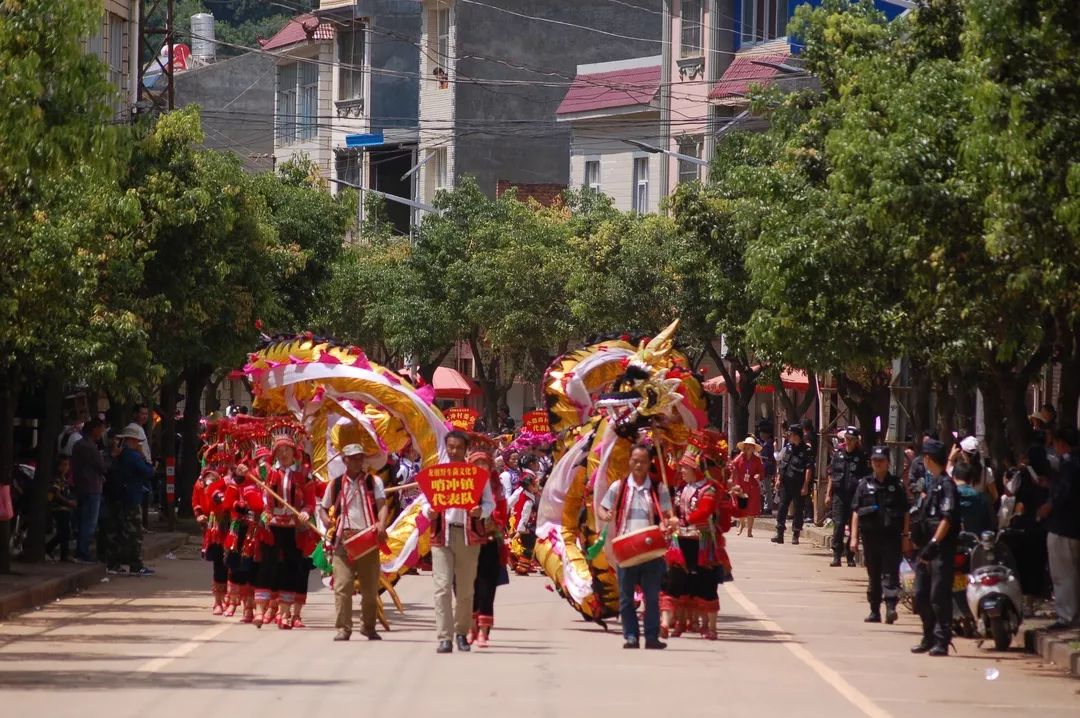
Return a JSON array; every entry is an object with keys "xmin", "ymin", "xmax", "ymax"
[{"xmin": 1047, "ymin": 532, "xmax": 1080, "ymax": 625}]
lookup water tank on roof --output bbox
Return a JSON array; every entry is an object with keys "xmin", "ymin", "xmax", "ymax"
[{"xmin": 190, "ymin": 13, "xmax": 216, "ymax": 64}]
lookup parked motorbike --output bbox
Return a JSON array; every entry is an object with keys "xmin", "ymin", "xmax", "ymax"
[
  {"xmin": 951, "ymin": 531, "xmax": 979, "ymax": 639},
  {"xmin": 966, "ymin": 529, "xmax": 1023, "ymax": 651}
]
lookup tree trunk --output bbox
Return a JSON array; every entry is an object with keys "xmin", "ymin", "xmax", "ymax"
[
  {"xmin": 704, "ymin": 343, "xmax": 759, "ymax": 442},
  {"xmin": 24, "ymin": 373, "xmax": 64, "ymax": 563},
  {"xmin": 934, "ymin": 373, "xmax": 956, "ymax": 449},
  {"xmin": 837, "ymin": 371, "xmax": 890, "ymax": 444},
  {"xmin": 775, "ymin": 373, "xmax": 818, "ymax": 422},
  {"xmin": 980, "ymin": 378, "xmax": 1009, "ymax": 467},
  {"xmin": 177, "ymin": 364, "xmax": 212, "ymax": 517},
  {"xmin": 158, "ymin": 378, "xmax": 180, "ymax": 530},
  {"xmin": 203, "ymin": 373, "xmax": 223, "ymax": 414},
  {"xmin": 0, "ymin": 363, "xmax": 22, "ymax": 574},
  {"xmin": 417, "ymin": 344, "xmax": 453, "ymax": 385},
  {"xmin": 1057, "ymin": 324, "xmax": 1080, "ymax": 430}
]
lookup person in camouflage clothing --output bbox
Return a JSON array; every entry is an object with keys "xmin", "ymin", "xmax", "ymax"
[{"xmin": 108, "ymin": 425, "xmax": 155, "ymax": 576}]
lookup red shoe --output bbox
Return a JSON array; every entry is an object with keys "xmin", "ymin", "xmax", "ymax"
[
  {"xmin": 704, "ymin": 630, "xmax": 718, "ymax": 641},
  {"xmin": 292, "ymin": 617, "xmax": 305, "ymax": 629},
  {"xmin": 278, "ymin": 615, "xmax": 292, "ymax": 630},
  {"xmin": 253, "ymin": 614, "xmax": 263, "ymax": 628},
  {"xmin": 212, "ymin": 604, "xmax": 224, "ymax": 616},
  {"xmin": 223, "ymin": 604, "xmax": 237, "ymax": 618},
  {"xmin": 475, "ymin": 633, "xmax": 489, "ymax": 648},
  {"xmin": 660, "ymin": 625, "xmax": 670, "ymax": 639},
  {"xmin": 671, "ymin": 621, "xmax": 684, "ymax": 638},
  {"xmin": 241, "ymin": 608, "xmax": 254, "ymax": 624}
]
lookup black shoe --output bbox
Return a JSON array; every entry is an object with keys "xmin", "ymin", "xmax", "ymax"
[
  {"xmin": 910, "ymin": 641, "xmax": 933, "ymax": 654},
  {"xmin": 928, "ymin": 645, "xmax": 949, "ymax": 657},
  {"xmin": 829, "ymin": 557, "xmax": 842, "ymax": 567},
  {"xmin": 644, "ymin": 639, "xmax": 667, "ymax": 650},
  {"xmin": 361, "ymin": 629, "xmax": 382, "ymax": 641},
  {"xmin": 436, "ymin": 640, "xmax": 453, "ymax": 654},
  {"xmin": 771, "ymin": 534, "xmax": 784, "ymax": 544},
  {"xmin": 885, "ymin": 607, "xmax": 898, "ymax": 625},
  {"xmin": 455, "ymin": 634, "xmax": 471, "ymax": 652},
  {"xmin": 864, "ymin": 612, "xmax": 882, "ymax": 623},
  {"xmin": 791, "ymin": 533, "xmax": 800, "ymax": 545},
  {"xmin": 623, "ymin": 639, "xmax": 640, "ymax": 649},
  {"xmin": 333, "ymin": 630, "xmax": 351, "ymax": 642},
  {"xmin": 847, "ymin": 557, "xmax": 857, "ymax": 567},
  {"xmin": 1045, "ymin": 621, "xmax": 1073, "ymax": 632}
]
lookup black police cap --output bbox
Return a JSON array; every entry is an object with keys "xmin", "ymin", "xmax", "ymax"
[{"xmin": 870, "ymin": 445, "xmax": 889, "ymax": 460}]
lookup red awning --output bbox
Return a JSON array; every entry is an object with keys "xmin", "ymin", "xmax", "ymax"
[
  {"xmin": 433, "ymin": 366, "xmax": 482, "ymax": 399},
  {"xmin": 703, "ymin": 367, "xmax": 810, "ymax": 395},
  {"xmin": 708, "ymin": 53, "xmax": 790, "ymax": 101}
]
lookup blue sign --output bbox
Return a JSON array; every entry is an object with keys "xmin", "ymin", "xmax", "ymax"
[{"xmin": 345, "ymin": 131, "xmax": 385, "ymax": 148}]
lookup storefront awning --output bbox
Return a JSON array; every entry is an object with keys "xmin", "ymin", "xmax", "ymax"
[{"xmin": 703, "ymin": 367, "xmax": 809, "ymax": 395}]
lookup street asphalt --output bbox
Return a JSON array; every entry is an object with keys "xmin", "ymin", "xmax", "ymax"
[{"xmin": 0, "ymin": 530, "xmax": 1077, "ymax": 717}]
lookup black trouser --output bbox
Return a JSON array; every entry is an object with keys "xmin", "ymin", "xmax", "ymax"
[
  {"xmin": 257, "ymin": 526, "xmax": 301, "ymax": 593},
  {"xmin": 46, "ymin": 511, "xmax": 72, "ymax": 560},
  {"xmin": 473, "ymin": 540, "xmax": 501, "ymax": 617},
  {"xmin": 862, "ymin": 530, "xmax": 901, "ymax": 609},
  {"xmin": 206, "ymin": 543, "xmax": 228, "ymax": 583},
  {"xmin": 914, "ymin": 545, "xmax": 956, "ymax": 647},
  {"xmin": 830, "ymin": 486, "xmax": 854, "ymax": 560},
  {"xmin": 775, "ymin": 480, "xmax": 806, "ymax": 536}
]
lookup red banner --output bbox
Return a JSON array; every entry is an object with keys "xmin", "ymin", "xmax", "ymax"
[
  {"xmin": 522, "ymin": 410, "xmax": 550, "ymax": 434},
  {"xmin": 445, "ymin": 407, "xmax": 480, "ymax": 431},
  {"xmin": 417, "ymin": 462, "xmax": 489, "ymax": 511}
]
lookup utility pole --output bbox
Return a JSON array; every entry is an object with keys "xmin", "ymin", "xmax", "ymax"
[{"xmin": 136, "ymin": 0, "xmax": 175, "ymax": 116}]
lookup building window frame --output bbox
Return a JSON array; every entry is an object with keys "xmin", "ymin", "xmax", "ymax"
[
  {"xmin": 337, "ymin": 23, "xmax": 366, "ymax": 103},
  {"xmin": 583, "ymin": 158, "xmax": 601, "ymax": 192},
  {"xmin": 741, "ymin": 0, "xmax": 787, "ymax": 45},
  {"xmin": 677, "ymin": 135, "xmax": 703, "ymax": 184},
  {"xmin": 632, "ymin": 155, "xmax": 650, "ymax": 214},
  {"xmin": 298, "ymin": 60, "xmax": 319, "ymax": 140},
  {"xmin": 680, "ymin": 0, "xmax": 704, "ymax": 58},
  {"xmin": 276, "ymin": 62, "xmax": 298, "ymax": 145},
  {"xmin": 430, "ymin": 3, "xmax": 452, "ymax": 88}
]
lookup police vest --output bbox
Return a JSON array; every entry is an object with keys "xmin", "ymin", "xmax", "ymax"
[{"xmin": 854, "ymin": 474, "xmax": 905, "ymax": 532}]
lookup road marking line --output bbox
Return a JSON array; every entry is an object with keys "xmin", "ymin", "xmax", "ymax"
[
  {"xmin": 135, "ymin": 621, "xmax": 234, "ymax": 674},
  {"xmin": 724, "ymin": 583, "xmax": 894, "ymax": 718}
]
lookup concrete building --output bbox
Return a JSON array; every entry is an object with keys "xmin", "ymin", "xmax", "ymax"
[
  {"xmin": 174, "ymin": 52, "xmax": 277, "ymax": 173},
  {"xmin": 556, "ymin": 56, "xmax": 663, "ymax": 213},
  {"xmin": 415, "ymin": 0, "xmax": 664, "ymax": 211},
  {"xmin": 268, "ymin": 2, "xmax": 422, "ymax": 234},
  {"xmin": 85, "ymin": 1, "xmax": 140, "ymax": 121}
]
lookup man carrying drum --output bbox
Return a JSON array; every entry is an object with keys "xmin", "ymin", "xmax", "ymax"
[
  {"xmin": 598, "ymin": 443, "xmax": 678, "ymax": 650},
  {"xmin": 318, "ymin": 444, "xmax": 389, "ymax": 642}
]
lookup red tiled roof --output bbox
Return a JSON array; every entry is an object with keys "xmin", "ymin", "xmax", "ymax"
[
  {"xmin": 261, "ymin": 14, "xmax": 335, "ymax": 51},
  {"xmin": 708, "ymin": 53, "xmax": 790, "ymax": 101},
  {"xmin": 556, "ymin": 64, "xmax": 661, "ymax": 116}
]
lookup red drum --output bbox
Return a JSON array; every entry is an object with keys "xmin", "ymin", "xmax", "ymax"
[
  {"xmin": 611, "ymin": 525, "xmax": 667, "ymax": 567},
  {"xmin": 343, "ymin": 526, "xmax": 379, "ymax": 561}
]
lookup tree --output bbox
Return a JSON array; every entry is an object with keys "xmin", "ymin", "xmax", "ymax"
[
  {"xmin": 0, "ymin": 0, "xmax": 149, "ymax": 564},
  {"xmin": 125, "ymin": 107, "xmax": 287, "ymax": 512}
]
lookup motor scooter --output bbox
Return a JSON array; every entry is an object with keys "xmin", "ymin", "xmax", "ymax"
[
  {"xmin": 966, "ymin": 529, "xmax": 1023, "ymax": 650},
  {"xmin": 951, "ymin": 531, "xmax": 979, "ymax": 638}
]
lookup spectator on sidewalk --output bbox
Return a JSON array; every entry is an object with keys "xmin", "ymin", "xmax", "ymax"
[
  {"xmin": 45, "ymin": 455, "xmax": 76, "ymax": 561},
  {"xmin": 757, "ymin": 421, "xmax": 777, "ymax": 515},
  {"xmin": 1041, "ymin": 427, "xmax": 1080, "ymax": 630},
  {"xmin": 71, "ymin": 418, "xmax": 107, "ymax": 563},
  {"xmin": 107, "ymin": 424, "xmax": 156, "ymax": 576}
]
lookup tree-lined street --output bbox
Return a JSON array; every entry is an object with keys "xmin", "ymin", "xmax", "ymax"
[{"xmin": 1, "ymin": 530, "xmax": 1076, "ymax": 717}]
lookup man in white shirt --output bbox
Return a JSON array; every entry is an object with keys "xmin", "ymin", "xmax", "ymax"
[
  {"xmin": 598, "ymin": 443, "xmax": 676, "ymax": 650},
  {"xmin": 319, "ymin": 444, "xmax": 389, "ymax": 642},
  {"xmin": 426, "ymin": 430, "xmax": 495, "ymax": 654}
]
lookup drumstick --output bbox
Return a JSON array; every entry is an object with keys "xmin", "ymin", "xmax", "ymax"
[
  {"xmin": 655, "ymin": 442, "xmax": 670, "ymax": 487},
  {"xmin": 309, "ymin": 450, "xmax": 343, "ymax": 478},
  {"xmin": 244, "ymin": 470, "xmax": 325, "ymax": 539},
  {"xmin": 384, "ymin": 481, "xmax": 418, "ymax": 496}
]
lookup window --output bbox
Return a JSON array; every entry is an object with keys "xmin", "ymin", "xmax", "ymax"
[
  {"xmin": 678, "ymin": 136, "xmax": 703, "ymax": 184},
  {"xmin": 632, "ymin": 157, "xmax": 649, "ymax": 213},
  {"xmin": 107, "ymin": 13, "xmax": 125, "ymax": 96},
  {"xmin": 336, "ymin": 152, "xmax": 362, "ymax": 189},
  {"xmin": 680, "ymin": 0, "xmax": 703, "ymax": 58},
  {"xmin": 338, "ymin": 25, "xmax": 365, "ymax": 102},
  {"xmin": 433, "ymin": 148, "xmax": 448, "ymax": 189},
  {"xmin": 430, "ymin": 4, "xmax": 452, "ymax": 86},
  {"xmin": 584, "ymin": 160, "xmax": 601, "ymax": 192},
  {"xmin": 741, "ymin": 0, "xmax": 787, "ymax": 45},
  {"xmin": 276, "ymin": 63, "xmax": 298, "ymax": 144},
  {"xmin": 298, "ymin": 61, "xmax": 319, "ymax": 140}
]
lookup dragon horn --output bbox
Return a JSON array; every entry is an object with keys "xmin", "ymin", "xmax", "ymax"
[{"xmin": 640, "ymin": 319, "xmax": 680, "ymax": 363}]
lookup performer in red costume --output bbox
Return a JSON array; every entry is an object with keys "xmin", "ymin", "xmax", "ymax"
[
  {"xmin": 469, "ymin": 449, "xmax": 508, "ymax": 648},
  {"xmin": 253, "ymin": 435, "xmax": 315, "ymax": 629},
  {"xmin": 223, "ymin": 459, "xmax": 266, "ymax": 623},
  {"xmin": 193, "ymin": 465, "xmax": 229, "ymax": 615},
  {"xmin": 729, "ymin": 436, "xmax": 765, "ymax": 537}
]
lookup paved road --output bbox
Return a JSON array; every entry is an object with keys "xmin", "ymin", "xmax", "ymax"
[{"xmin": 0, "ymin": 531, "xmax": 1076, "ymax": 717}]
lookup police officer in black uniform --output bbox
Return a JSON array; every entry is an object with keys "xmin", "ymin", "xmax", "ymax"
[
  {"xmin": 771, "ymin": 424, "xmax": 814, "ymax": 546},
  {"xmin": 826, "ymin": 427, "xmax": 870, "ymax": 567},
  {"xmin": 910, "ymin": 438, "xmax": 959, "ymax": 656},
  {"xmin": 849, "ymin": 445, "xmax": 911, "ymax": 624}
]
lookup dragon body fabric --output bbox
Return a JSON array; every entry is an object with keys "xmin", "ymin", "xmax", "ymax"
[
  {"xmin": 534, "ymin": 320, "xmax": 708, "ymax": 621},
  {"xmin": 243, "ymin": 335, "xmax": 448, "ymax": 583}
]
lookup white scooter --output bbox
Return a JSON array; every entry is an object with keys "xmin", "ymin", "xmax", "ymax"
[{"xmin": 965, "ymin": 529, "xmax": 1023, "ymax": 651}]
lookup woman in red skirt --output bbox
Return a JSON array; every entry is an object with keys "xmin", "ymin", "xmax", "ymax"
[{"xmin": 729, "ymin": 436, "xmax": 764, "ymax": 537}]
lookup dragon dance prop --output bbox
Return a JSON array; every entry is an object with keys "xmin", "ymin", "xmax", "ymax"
[
  {"xmin": 243, "ymin": 334, "xmax": 449, "ymax": 585},
  {"xmin": 534, "ymin": 320, "xmax": 708, "ymax": 623}
]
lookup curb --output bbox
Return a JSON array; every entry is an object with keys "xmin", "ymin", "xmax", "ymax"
[
  {"xmin": 1024, "ymin": 627, "xmax": 1080, "ymax": 678},
  {"xmin": 0, "ymin": 532, "xmax": 189, "ymax": 621}
]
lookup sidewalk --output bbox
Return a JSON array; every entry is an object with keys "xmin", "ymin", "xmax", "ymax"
[
  {"xmin": 0, "ymin": 527, "xmax": 192, "ymax": 620},
  {"xmin": 757, "ymin": 515, "xmax": 1080, "ymax": 679}
]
